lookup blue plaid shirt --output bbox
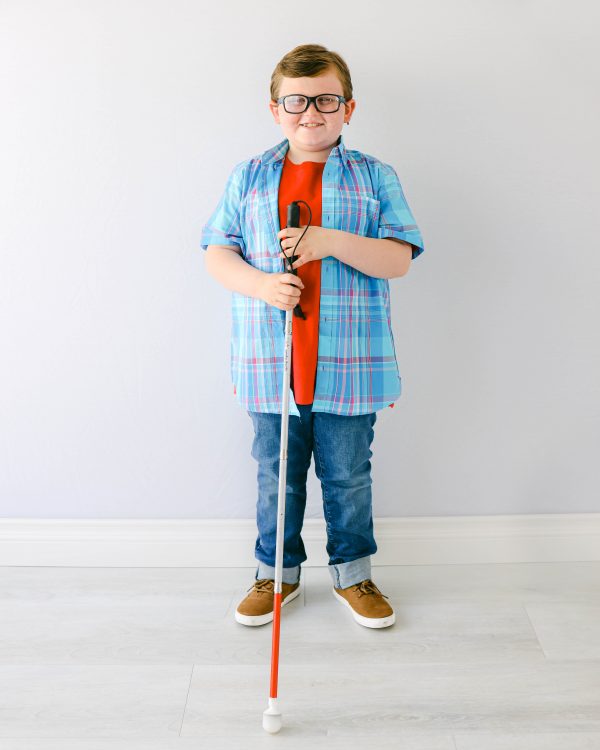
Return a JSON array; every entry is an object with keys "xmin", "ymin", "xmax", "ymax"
[{"xmin": 200, "ymin": 134, "xmax": 425, "ymax": 416}]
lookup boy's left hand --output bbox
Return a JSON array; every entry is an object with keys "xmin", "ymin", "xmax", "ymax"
[{"xmin": 277, "ymin": 226, "xmax": 333, "ymax": 269}]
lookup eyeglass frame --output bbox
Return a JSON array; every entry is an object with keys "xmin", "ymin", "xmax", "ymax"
[{"xmin": 276, "ymin": 93, "xmax": 347, "ymax": 114}]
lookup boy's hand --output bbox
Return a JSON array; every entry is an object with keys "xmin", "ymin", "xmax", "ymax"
[
  {"xmin": 259, "ymin": 272, "xmax": 305, "ymax": 312},
  {"xmin": 277, "ymin": 226, "xmax": 332, "ymax": 270}
]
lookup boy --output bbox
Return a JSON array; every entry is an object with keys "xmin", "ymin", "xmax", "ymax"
[{"xmin": 201, "ymin": 44, "xmax": 424, "ymax": 630}]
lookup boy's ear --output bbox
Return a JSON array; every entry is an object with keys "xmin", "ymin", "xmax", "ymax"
[
  {"xmin": 269, "ymin": 100, "xmax": 281, "ymax": 124},
  {"xmin": 345, "ymin": 98, "xmax": 357, "ymax": 121}
]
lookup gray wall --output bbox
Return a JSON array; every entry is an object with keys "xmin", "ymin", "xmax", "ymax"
[{"xmin": 1, "ymin": 0, "xmax": 598, "ymax": 519}]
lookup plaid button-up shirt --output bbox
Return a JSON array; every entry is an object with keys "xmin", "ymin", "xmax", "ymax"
[{"xmin": 200, "ymin": 134, "xmax": 425, "ymax": 417}]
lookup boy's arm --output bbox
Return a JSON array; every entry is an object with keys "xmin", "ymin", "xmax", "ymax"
[
  {"xmin": 205, "ymin": 245, "xmax": 267, "ymax": 300},
  {"xmin": 329, "ymin": 231, "xmax": 412, "ymax": 279}
]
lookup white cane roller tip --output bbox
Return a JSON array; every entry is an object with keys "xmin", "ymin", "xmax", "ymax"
[
  {"xmin": 262, "ymin": 698, "xmax": 282, "ymax": 733},
  {"xmin": 262, "ymin": 713, "xmax": 282, "ymax": 733}
]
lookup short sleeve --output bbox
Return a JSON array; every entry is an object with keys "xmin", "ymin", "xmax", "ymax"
[
  {"xmin": 376, "ymin": 162, "xmax": 425, "ymax": 260},
  {"xmin": 200, "ymin": 161, "xmax": 247, "ymax": 254}
]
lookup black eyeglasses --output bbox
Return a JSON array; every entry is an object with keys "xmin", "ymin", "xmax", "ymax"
[{"xmin": 276, "ymin": 94, "xmax": 347, "ymax": 114}]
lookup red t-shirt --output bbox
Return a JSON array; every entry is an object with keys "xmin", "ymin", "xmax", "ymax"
[{"xmin": 277, "ymin": 153, "xmax": 325, "ymax": 405}]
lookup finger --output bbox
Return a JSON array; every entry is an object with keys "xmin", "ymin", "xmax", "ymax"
[
  {"xmin": 285, "ymin": 274, "xmax": 304, "ymax": 288},
  {"xmin": 279, "ymin": 289, "xmax": 300, "ymax": 305}
]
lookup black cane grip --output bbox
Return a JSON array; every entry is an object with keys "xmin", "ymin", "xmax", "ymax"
[
  {"xmin": 287, "ymin": 202, "xmax": 301, "ymax": 229},
  {"xmin": 286, "ymin": 201, "xmax": 305, "ymax": 319}
]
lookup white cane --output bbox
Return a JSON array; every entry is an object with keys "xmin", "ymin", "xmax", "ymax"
[{"xmin": 262, "ymin": 200, "xmax": 310, "ymax": 734}]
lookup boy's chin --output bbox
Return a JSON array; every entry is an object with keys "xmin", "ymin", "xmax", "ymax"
[
  {"xmin": 289, "ymin": 130, "xmax": 340, "ymax": 146},
  {"xmin": 296, "ymin": 127, "xmax": 328, "ymax": 138}
]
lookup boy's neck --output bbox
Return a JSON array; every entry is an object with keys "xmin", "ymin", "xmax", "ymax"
[{"xmin": 286, "ymin": 135, "xmax": 341, "ymax": 165}]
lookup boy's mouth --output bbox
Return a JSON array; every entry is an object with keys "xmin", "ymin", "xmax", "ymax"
[{"xmin": 300, "ymin": 123, "xmax": 323, "ymax": 128}]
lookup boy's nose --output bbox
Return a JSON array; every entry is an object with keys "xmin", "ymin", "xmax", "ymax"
[{"xmin": 304, "ymin": 100, "xmax": 321, "ymax": 114}]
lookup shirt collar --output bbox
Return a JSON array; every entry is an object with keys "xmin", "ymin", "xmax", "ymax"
[{"xmin": 260, "ymin": 133, "xmax": 349, "ymax": 169}]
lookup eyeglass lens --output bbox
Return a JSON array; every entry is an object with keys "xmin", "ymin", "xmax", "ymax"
[{"xmin": 283, "ymin": 95, "xmax": 341, "ymax": 113}]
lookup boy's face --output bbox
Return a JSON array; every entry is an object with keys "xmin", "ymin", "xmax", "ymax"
[{"xmin": 269, "ymin": 69, "xmax": 356, "ymax": 162}]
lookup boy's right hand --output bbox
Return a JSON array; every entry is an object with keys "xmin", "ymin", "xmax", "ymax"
[{"xmin": 259, "ymin": 272, "xmax": 304, "ymax": 312}]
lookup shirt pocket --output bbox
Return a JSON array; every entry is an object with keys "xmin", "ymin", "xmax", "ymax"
[
  {"xmin": 240, "ymin": 189, "xmax": 272, "ymax": 267},
  {"xmin": 337, "ymin": 192, "xmax": 381, "ymax": 237}
]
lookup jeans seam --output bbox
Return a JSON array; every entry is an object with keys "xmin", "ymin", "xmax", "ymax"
[{"xmin": 312, "ymin": 425, "xmax": 333, "ymax": 548}]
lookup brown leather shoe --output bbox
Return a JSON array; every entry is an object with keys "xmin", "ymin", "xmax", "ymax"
[
  {"xmin": 333, "ymin": 579, "xmax": 395, "ymax": 628},
  {"xmin": 235, "ymin": 578, "xmax": 301, "ymax": 627}
]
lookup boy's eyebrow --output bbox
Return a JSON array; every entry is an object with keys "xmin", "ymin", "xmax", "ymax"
[{"xmin": 279, "ymin": 92, "xmax": 343, "ymax": 97}]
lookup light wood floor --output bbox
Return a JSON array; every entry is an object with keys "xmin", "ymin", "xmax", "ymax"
[{"xmin": 1, "ymin": 562, "xmax": 600, "ymax": 749}]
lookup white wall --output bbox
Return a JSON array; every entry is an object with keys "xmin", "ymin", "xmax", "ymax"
[{"xmin": 0, "ymin": 0, "xmax": 598, "ymax": 520}]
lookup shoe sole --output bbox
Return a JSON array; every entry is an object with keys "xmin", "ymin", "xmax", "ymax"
[
  {"xmin": 235, "ymin": 585, "xmax": 301, "ymax": 627},
  {"xmin": 332, "ymin": 587, "xmax": 395, "ymax": 628}
]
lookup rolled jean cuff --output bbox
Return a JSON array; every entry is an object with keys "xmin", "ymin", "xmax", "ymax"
[
  {"xmin": 256, "ymin": 561, "xmax": 301, "ymax": 585},
  {"xmin": 328, "ymin": 555, "xmax": 372, "ymax": 589}
]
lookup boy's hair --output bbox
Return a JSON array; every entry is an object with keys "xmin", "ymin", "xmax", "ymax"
[{"xmin": 270, "ymin": 44, "xmax": 353, "ymax": 102}]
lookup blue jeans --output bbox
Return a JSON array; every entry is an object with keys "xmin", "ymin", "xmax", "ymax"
[{"xmin": 247, "ymin": 403, "xmax": 378, "ymax": 589}]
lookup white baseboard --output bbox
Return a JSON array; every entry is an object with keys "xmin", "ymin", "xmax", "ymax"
[{"xmin": 1, "ymin": 514, "xmax": 599, "ymax": 567}]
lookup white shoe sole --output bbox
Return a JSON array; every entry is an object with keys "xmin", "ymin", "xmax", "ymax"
[
  {"xmin": 235, "ymin": 585, "xmax": 301, "ymax": 627},
  {"xmin": 332, "ymin": 587, "xmax": 395, "ymax": 628}
]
